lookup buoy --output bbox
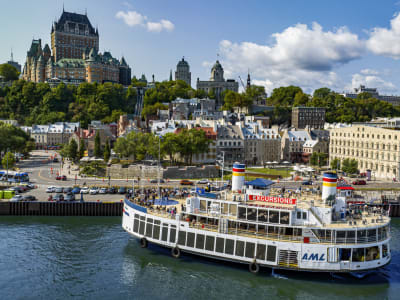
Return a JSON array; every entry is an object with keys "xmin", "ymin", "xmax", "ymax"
[
  {"xmin": 249, "ymin": 262, "xmax": 259, "ymax": 274},
  {"xmin": 140, "ymin": 238, "xmax": 148, "ymax": 248},
  {"xmin": 171, "ymin": 247, "xmax": 181, "ymax": 258}
]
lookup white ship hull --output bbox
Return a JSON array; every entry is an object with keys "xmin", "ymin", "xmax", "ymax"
[{"xmin": 122, "ymin": 199, "xmax": 391, "ymax": 273}]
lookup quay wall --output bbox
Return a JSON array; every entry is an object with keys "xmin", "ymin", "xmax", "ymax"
[
  {"xmin": 107, "ymin": 164, "xmax": 219, "ymax": 179},
  {"xmin": 0, "ymin": 202, "xmax": 123, "ymax": 216}
]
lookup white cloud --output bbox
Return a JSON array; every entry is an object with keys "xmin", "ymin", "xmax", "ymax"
[
  {"xmin": 146, "ymin": 20, "xmax": 174, "ymax": 33},
  {"xmin": 348, "ymin": 72, "xmax": 396, "ymax": 94},
  {"xmin": 360, "ymin": 69, "xmax": 380, "ymax": 75},
  {"xmin": 116, "ymin": 10, "xmax": 174, "ymax": 33},
  {"xmin": 116, "ymin": 11, "xmax": 146, "ymax": 27},
  {"xmin": 218, "ymin": 22, "xmax": 363, "ymax": 93},
  {"xmin": 367, "ymin": 13, "xmax": 400, "ymax": 59}
]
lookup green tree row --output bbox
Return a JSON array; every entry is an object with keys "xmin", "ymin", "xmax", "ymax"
[
  {"xmin": 114, "ymin": 128, "xmax": 210, "ymax": 164},
  {"xmin": 0, "ymin": 80, "xmax": 138, "ymax": 127}
]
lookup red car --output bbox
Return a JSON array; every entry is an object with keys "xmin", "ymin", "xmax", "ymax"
[
  {"xmin": 56, "ymin": 175, "xmax": 67, "ymax": 181},
  {"xmin": 352, "ymin": 180, "xmax": 366, "ymax": 185}
]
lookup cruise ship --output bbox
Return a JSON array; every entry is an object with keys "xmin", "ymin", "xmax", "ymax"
[{"xmin": 122, "ymin": 163, "xmax": 391, "ymax": 275}]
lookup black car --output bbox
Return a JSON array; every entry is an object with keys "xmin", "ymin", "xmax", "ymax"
[
  {"xmin": 150, "ymin": 179, "xmax": 165, "ymax": 183},
  {"xmin": 108, "ymin": 187, "xmax": 117, "ymax": 194},
  {"xmin": 22, "ymin": 195, "xmax": 37, "ymax": 202},
  {"xmin": 63, "ymin": 187, "xmax": 73, "ymax": 194},
  {"xmin": 118, "ymin": 187, "xmax": 126, "ymax": 194}
]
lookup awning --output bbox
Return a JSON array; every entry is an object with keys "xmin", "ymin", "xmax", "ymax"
[{"xmin": 245, "ymin": 178, "xmax": 275, "ymax": 188}]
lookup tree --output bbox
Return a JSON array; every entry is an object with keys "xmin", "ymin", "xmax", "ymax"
[
  {"xmin": 330, "ymin": 158, "xmax": 340, "ymax": 170},
  {"xmin": 69, "ymin": 139, "xmax": 78, "ymax": 161},
  {"xmin": 0, "ymin": 64, "xmax": 19, "ymax": 81},
  {"xmin": 104, "ymin": 139, "xmax": 111, "ymax": 162},
  {"xmin": 94, "ymin": 132, "xmax": 102, "ymax": 158},
  {"xmin": 2, "ymin": 152, "xmax": 15, "ymax": 169},
  {"xmin": 78, "ymin": 138, "xmax": 85, "ymax": 159},
  {"xmin": 310, "ymin": 152, "xmax": 327, "ymax": 167},
  {"xmin": 341, "ymin": 158, "xmax": 358, "ymax": 174}
]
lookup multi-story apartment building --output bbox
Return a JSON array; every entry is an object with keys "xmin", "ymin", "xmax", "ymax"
[
  {"xmin": 216, "ymin": 124, "xmax": 244, "ymax": 166},
  {"xmin": 330, "ymin": 125, "xmax": 400, "ymax": 179},
  {"xmin": 291, "ymin": 107, "xmax": 325, "ymax": 129},
  {"xmin": 281, "ymin": 130, "xmax": 312, "ymax": 163},
  {"xmin": 240, "ymin": 121, "xmax": 281, "ymax": 165}
]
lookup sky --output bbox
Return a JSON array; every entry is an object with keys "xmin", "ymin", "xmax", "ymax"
[{"xmin": 3, "ymin": 0, "xmax": 400, "ymax": 95}]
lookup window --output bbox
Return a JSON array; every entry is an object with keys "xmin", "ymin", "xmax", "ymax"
[
  {"xmin": 266, "ymin": 245, "xmax": 277, "ymax": 262},
  {"xmin": 205, "ymin": 236, "xmax": 215, "ymax": 252},
  {"xmin": 339, "ymin": 248, "xmax": 351, "ymax": 261},
  {"xmin": 352, "ymin": 248, "xmax": 365, "ymax": 262},
  {"xmin": 245, "ymin": 242, "xmax": 255, "ymax": 258},
  {"xmin": 280, "ymin": 211, "xmax": 290, "ymax": 224},
  {"xmin": 382, "ymin": 244, "xmax": 389, "ymax": 257},
  {"xmin": 196, "ymin": 234, "xmax": 205, "ymax": 249},
  {"xmin": 216, "ymin": 237, "xmax": 224, "ymax": 253},
  {"xmin": 235, "ymin": 240, "xmax": 245, "ymax": 256},
  {"xmin": 225, "ymin": 239, "xmax": 234, "ymax": 255},
  {"xmin": 178, "ymin": 231, "xmax": 186, "ymax": 246},
  {"xmin": 269, "ymin": 210, "xmax": 279, "ymax": 223},
  {"xmin": 366, "ymin": 246, "xmax": 380, "ymax": 261}
]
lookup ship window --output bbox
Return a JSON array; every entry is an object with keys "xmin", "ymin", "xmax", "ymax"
[
  {"xmin": 169, "ymin": 228, "xmax": 176, "ymax": 243},
  {"xmin": 347, "ymin": 231, "xmax": 355, "ymax": 243},
  {"xmin": 293, "ymin": 228, "xmax": 302, "ymax": 236},
  {"xmin": 178, "ymin": 231, "xmax": 186, "ymax": 246},
  {"xmin": 280, "ymin": 212, "xmax": 290, "ymax": 224},
  {"xmin": 256, "ymin": 244, "xmax": 266, "ymax": 260},
  {"xmin": 187, "ymin": 232, "xmax": 195, "ymax": 247},
  {"xmin": 147, "ymin": 218, "xmax": 153, "ymax": 224},
  {"xmin": 366, "ymin": 246, "xmax": 380, "ymax": 261},
  {"xmin": 266, "ymin": 245, "xmax": 277, "ymax": 262},
  {"xmin": 339, "ymin": 248, "xmax": 351, "ymax": 261},
  {"xmin": 145, "ymin": 223, "xmax": 153, "ymax": 237},
  {"xmin": 336, "ymin": 231, "xmax": 346, "ymax": 243},
  {"xmin": 357, "ymin": 230, "xmax": 367, "ymax": 243},
  {"xmin": 133, "ymin": 219, "xmax": 139, "ymax": 233},
  {"xmin": 382, "ymin": 244, "xmax": 388, "ymax": 257},
  {"xmin": 154, "ymin": 220, "xmax": 161, "ymax": 225},
  {"xmin": 223, "ymin": 203, "xmax": 229, "ymax": 214},
  {"xmin": 352, "ymin": 248, "xmax": 365, "ymax": 262},
  {"xmin": 238, "ymin": 207, "xmax": 247, "ymax": 219},
  {"xmin": 139, "ymin": 221, "xmax": 145, "ymax": 235},
  {"xmin": 205, "ymin": 236, "xmax": 215, "ymax": 252},
  {"xmin": 235, "ymin": 240, "xmax": 245, "ymax": 256},
  {"xmin": 225, "ymin": 239, "xmax": 234, "ymax": 255},
  {"xmin": 229, "ymin": 204, "xmax": 237, "ymax": 216},
  {"xmin": 296, "ymin": 211, "xmax": 301, "ymax": 219},
  {"xmin": 368, "ymin": 229, "xmax": 377, "ymax": 242},
  {"xmin": 140, "ymin": 216, "xmax": 145, "ymax": 221},
  {"xmin": 153, "ymin": 225, "xmax": 160, "ymax": 240},
  {"xmin": 245, "ymin": 242, "xmax": 255, "ymax": 258},
  {"xmin": 200, "ymin": 200, "xmax": 207, "ymax": 212},
  {"xmin": 258, "ymin": 209, "xmax": 268, "ymax": 222},
  {"xmin": 162, "ymin": 225, "xmax": 168, "ymax": 241},
  {"xmin": 248, "ymin": 208, "xmax": 257, "ymax": 221},
  {"xmin": 216, "ymin": 237, "xmax": 224, "ymax": 253},
  {"xmin": 302, "ymin": 212, "xmax": 307, "ymax": 219},
  {"xmin": 196, "ymin": 234, "xmax": 205, "ymax": 249},
  {"xmin": 269, "ymin": 210, "xmax": 279, "ymax": 223}
]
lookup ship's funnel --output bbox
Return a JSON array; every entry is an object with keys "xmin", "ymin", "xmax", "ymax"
[
  {"xmin": 322, "ymin": 172, "xmax": 337, "ymax": 201},
  {"xmin": 232, "ymin": 162, "xmax": 245, "ymax": 192}
]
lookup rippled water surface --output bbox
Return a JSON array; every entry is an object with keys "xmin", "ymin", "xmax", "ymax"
[{"xmin": 0, "ymin": 217, "xmax": 399, "ymax": 300}]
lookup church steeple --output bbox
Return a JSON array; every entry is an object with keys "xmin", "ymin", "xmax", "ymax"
[
  {"xmin": 247, "ymin": 71, "xmax": 251, "ymax": 90},
  {"xmin": 169, "ymin": 69, "xmax": 172, "ymax": 81}
]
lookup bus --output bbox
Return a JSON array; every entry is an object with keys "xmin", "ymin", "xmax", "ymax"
[{"xmin": 0, "ymin": 171, "xmax": 29, "ymax": 183}]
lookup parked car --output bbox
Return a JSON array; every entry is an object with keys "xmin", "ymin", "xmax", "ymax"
[
  {"xmin": 150, "ymin": 179, "xmax": 165, "ymax": 183},
  {"xmin": 99, "ymin": 188, "xmax": 107, "ymax": 194},
  {"xmin": 89, "ymin": 187, "xmax": 98, "ymax": 195},
  {"xmin": 180, "ymin": 179, "xmax": 194, "ymax": 186},
  {"xmin": 63, "ymin": 187, "xmax": 73, "ymax": 194},
  {"xmin": 53, "ymin": 194, "xmax": 64, "ymax": 202},
  {"xmin": 46, "ymin": 186, "xmax": 56, "ymax": 193},
  {"xmin": 71, "ymin": 187, "xmax": 81, "ymax": 194},
  {"xmin": 64, "ymin": 193, "xmax": 75, "ymax": 202},
  {"xmin": 55, "ymin": 187, "xmax": 64, "ymax": 193},
  {"xmin": 107, "ymin": 187, "xmax": 117, "ymax": 194},
  {"xmin": 22, "ymin": 195, "xmax": 37, "ymax": 202},
  {"xmin": 61, "ymin": 175, "xmax": 67, "ymax": 181},
  {"xmin": 81, "ymin": 187, "xmax": 89, "ymax": 194},
  {"xmin": 24, "ymin": 183, "xmax": 36, "ymax": 189},
  {"xmin": 353, "ymin": 180, "xmax": 367, "ymax": 185},
  {"xmin": 17, "ymin": 186, "xmax": 28, "ymax": 192},
  {"xmin": 197, "ymin": 179, "xmax": 210, "ymax": 184},
  {"xmin": 56, "ymin": 175, "xmax": 62, "ymax": 180},
  {"xmin": 301, "ymin": 180, "xmax": 313, "ymax": 186},
  {"xmin": 10, "ymin": 195, "xmax": 23, "ymax": 202},
  {"xmin": 118, "ymin": 187, "xmax": 127, "ymax": 194},
  {"xmin": 9, "ymin": 186, "xmax": 23, "ymax": 193}
]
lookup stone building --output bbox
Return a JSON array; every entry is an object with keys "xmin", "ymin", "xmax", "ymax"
[
  {"xmin": 329, "ymin": 125, "xmax": 400, "ymax": 180},
  {"xmin": 196, "ymin": 60, "xmax": 239, "ymax": 106},
  {"xmin": 216, "ymin": 124, "xmax": 244, "ymax": 166},
  {"xmin": 281, "ymin": 130, "xmax": 312, "ymax": 163},
  {"xmin": 292, "ymin": 107, "xmax": 325, "ymax": 129},
  {"xmin": 22, "ymin": 10, "xmax": 131, "ymax": 85},
  {"xmin": 240, "ymin": 121, "xmax": 281, "ymax": 165},
  {"xmin": 175, "ymin": 57, "xmax": 191, "ymax": 87}
]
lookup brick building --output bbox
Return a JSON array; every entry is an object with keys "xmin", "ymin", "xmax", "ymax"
[{"xmin": 291, "ymin": 107, "xmax": 325, "ymax": 129}]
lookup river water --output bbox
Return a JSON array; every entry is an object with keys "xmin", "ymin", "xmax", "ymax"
[{"xmin": 0, "ymin": 217, "xmax": 399, "ymax": 300}]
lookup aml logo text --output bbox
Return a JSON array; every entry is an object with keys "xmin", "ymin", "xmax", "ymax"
[{"xmin": 302, "ymin": 253, "xmax": 325, "ymax": 261}]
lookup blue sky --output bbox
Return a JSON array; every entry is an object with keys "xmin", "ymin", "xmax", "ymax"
[{"xmin": 2, "ymin": 0, "xmax": 400, "ymax": 95}]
